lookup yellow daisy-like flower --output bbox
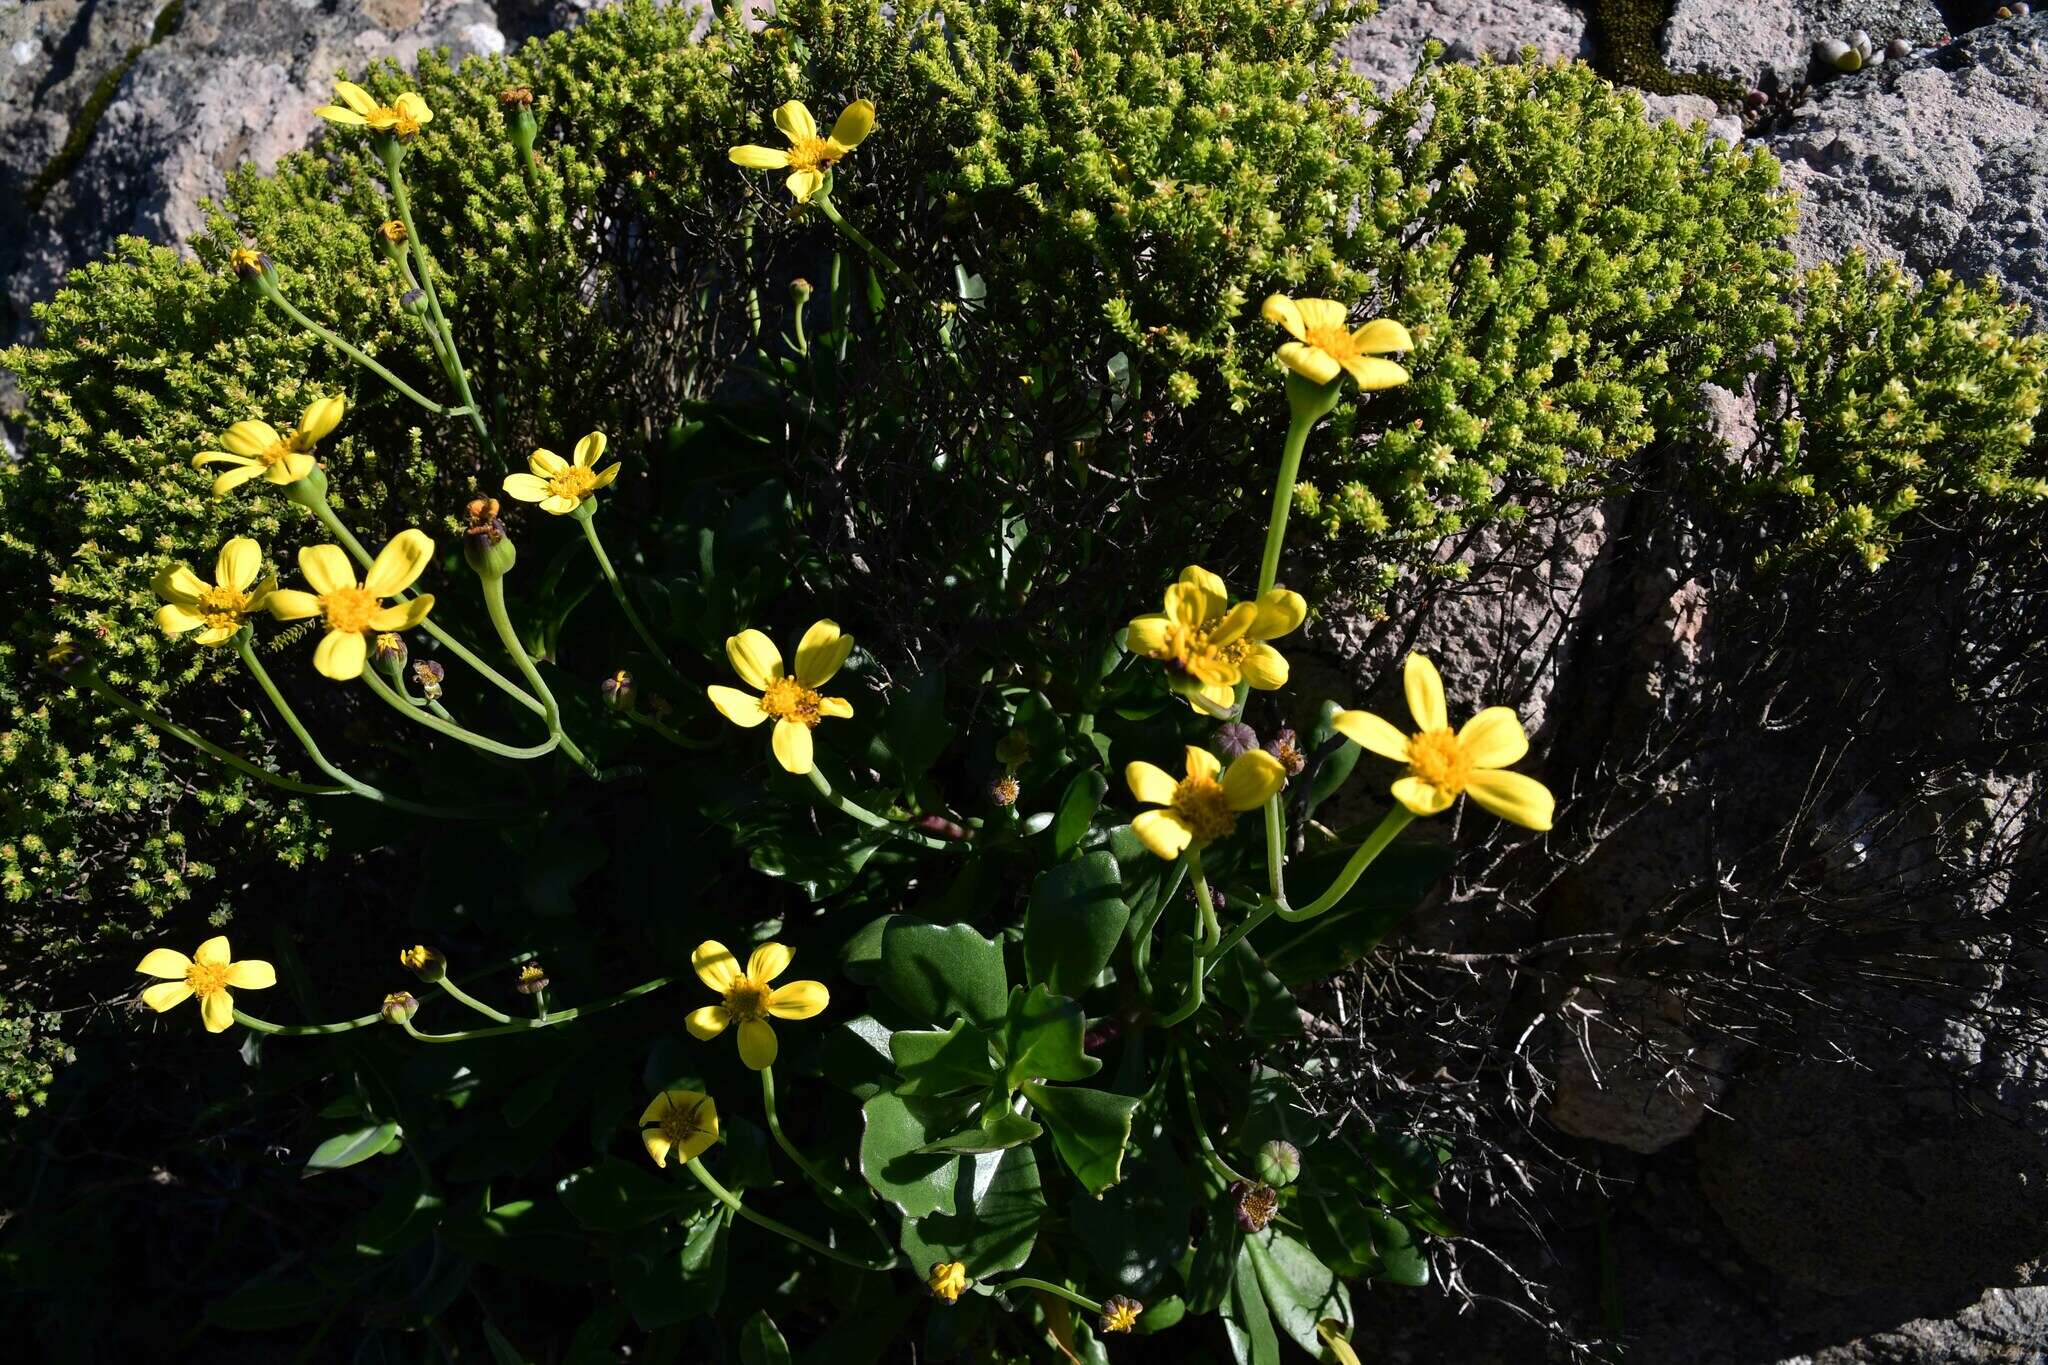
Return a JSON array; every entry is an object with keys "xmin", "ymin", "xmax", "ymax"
[
  {"xmin": 314, "ymin": 80, "xmax": 433, "ymax": 138},
  {"xmin": 1125, "ymin": 745, "xmax": 1288, "ymax": 861},
  {"xmin": 1261, "ymin": 295, "xmax": 1414, "ymax": 390},
  {"xmin": 1332, "ymin": 653, "xmax": 1554, "ymax": 830},
  {"xmin": 136, "ymin": 935, "xmax": 276, "ymax": 1033},
  {"xmin": 926, "ymin": 1261, "xmax": 970, "ymax": 1305},
  {"xmin": 638, "ymin": 1088, "xmax": 720, "ymax": 1168},
  {"xmin": 685, "ymin": 940, "xmax": 829, "ymax": 1071},
  {"xmin": 266, "ymin": 531, "xmax": 436, "ymax": 681},
  {"xmin": 707, "ymin": 620, "xmax": 855, "ymax": 775},
  {"xmin": 191, "ymin": 395, "xmax": 346, "ymax": 496},
  {"xmin": 502, "ymin": 431, "xmax": 620, "ymax": 516},
  {"xmin": 153, "ymin": 537, "xmax": 277, "ymax": 646},
  {"xmin": 728, "ymin": 98, "xmax": 877, "ymax": 203},
  {"xmin": 1126, "ymin": 565, "xmax": 1306, "ymax": 716}
]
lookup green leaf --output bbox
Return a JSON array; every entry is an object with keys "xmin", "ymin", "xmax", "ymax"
[
  {"xmin": 885, "ymin": 669, "xmax": 951, "ymax": 782},
  {"xmin": 877, "ymin": 920, "xmax": 1009, "ymax": 1026},
  {"xmin": 205, "ymin": 1281, "xmax": 335, "ymax": 1331},
  {"xmin": 915, "ymin": 1110, "xmax": 1043, "ymax": 1154},
  {"xmin": 1021, "ymin": 851, "xmax": 1129, "ymax": 997},
  {"xmin": 1049, "ymin": 769, "xmax": 1109, "ymax": 860},
  {"xmin": 1257, "ymin": 842, "xmax": 1456, "ymax": 987},
  {"xmin": 1003, "ymin": 984, "xmax": 1102, "ymax": 1088},
  {"xmin": 1247, "ymin": 1228, "xmax": 1349, "ymax": 1354},
  {"xmin": 1020, "ymin": 1082, "xmax": 1139, "ymax": 1195},
  {"xmin": 617, "ymin": 1207, "xmax": 731, "ymax": 1329},
  {"xmin": 898, "ymin": 1142, "xmax": 1045, "ymax": 1276},
  {"xmin": 1207, "ymin": 939, "xmax": 1299, "ymax": 1039},
  {"xmin": 890, "ymin": 1019, "xmax": 1000, "ymax": 1096},
  {"xmin": 739, "ymin": 1311, "xmax": 793, "ymax": 1365},
  {"xmin": 840, "ymin": 917, "xmax": 895, "ymax": 988},
  {"xmin": 749, "ymin": 824, "xmax": 889, "ymax": 901},
  {"xmin": 1072, "ymin": 1117, "xmax": 1195, "ymax": 1295},
  {"xmin": 1305, "ymin": 699, "xmax": 1361, "ymax": 816},
  {"xmin": 1138, "ymin": 1296, "xmax": 1186, "ymax": 1333},
  {"xmin": 556, "ymin": 1158, "xmax": 694, "ymax": 1231},
  {"xmin": 1362, "ymin": 1207, "xmax": 1430, "ymax": 1287},
  {"xmin": 305, "ymin": 1121, "xmax": 399, "ymax": 1172},
  {"xmin": 859, "ymin": 1091, "xmax": 969, "ymax": 1217},
  {"xmin": 1224, "ymin": 1240, "xmax": 1281, "ymax": 1365},
  {"xmin": 817, "ymin": 1015, "xmax": 897, "ymax": 1100}
]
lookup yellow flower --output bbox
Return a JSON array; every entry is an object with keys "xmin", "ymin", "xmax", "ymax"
[
  {"xmin": 136, "ymin": 935, "xmax": 276, "ymax": 1033},
  {"xmin": 153, "ymin": 537, "xmax": 276, "ymax": 645},
  {"xmin": 1100, "ymin": 1296, "xmax": 1143, "ymax": 1334},
  {"xmin": 399, "ymin": 945, "xmax": 446, "ymax": 981},
  {"xmin": 315, "ymin": 80, "xmax": 433, "ymax": 137},
  {"xmin": 1126, "ymin": 565, "xmax": 1305, "ymax": 716},
  {"xmin": 502, "ymin": 431, "xmax": 620, "ymax": 515},
  {"xmin": 267, "ymin": 531, "xmax": 436, "ymax": 681},
  {"xmin": 729, "ymin": 98, "xmax": 877, "ymax": 203},
  {"xmin": 638, "ymin": 1088, "xmax": 720, "ymax": 1168},
  {"xmin": 191, "ymin": 395, "xmax": 346, "ymax": 495},
  {"xmin": 1261, "ymin": 295, "xmax": 1414, "ymax": 390},
  {"xmin": 1124, "ymin": 744, "xmax": 1288, "ymax": 860},
  {"xmin": 707, "ymin": 620, "xmax": 855, "ymax": 775},
  {"xmin": 685, "ymin": 940, "xmax": 829, "ymax": 1070},
  {"xmin": 926, "ymin": 1261, "xmax": 970, "ymax": 1305},
  {"xmin": 1331, "ymin": 653, "xmax": 1554, "ymax": 830}
]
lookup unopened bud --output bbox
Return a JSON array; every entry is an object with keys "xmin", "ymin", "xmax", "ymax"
[
  {"xmin": 381, "ymin": 991, "xmax": 420, "ymax": 1024},
  {"xmin": 228, "ymin": 246, "xmax": 273, "ymax": 284},
  {"xmin": 916, "ymin": 814, "xmax": 969, "ymax": 842},
  {"xmin": 601, "ymin": 669, "xmax": 636, "ymax": 710},
  {"xmin": 399, "ymin": 945, "xmax": 447, "ymax": 982},
  {"xmin": 1255, "ymin": 1139, "xmax": 1301, "ymax": 1187},
  {"xmin": 411, "ymin": 659, "xmax": 446, "ymax": 701},
  {"xmin": 43, "ymin": 639, "xmax": 91, "ymax": 681},
  {"xmin": 1214, "ymin": 720, "xmax": 1258, "ymax": 759},
  {"xmin": 373, "ymin": 631, "xmax": 408, "ymax": 671},
  {"xmin": 401, "ymin": 287, "xmax": 429, "ymax": 317},
  {"xmin": 994, "ymin": 728, "xmax": 1032, "ymax": 769},
  {"xmin": 790, "ymin": 277, "xmax": 814, "ymax": 304},
  {"xmin": 926, "ymin": 1261, "xmax": 969, "ymax": 1304}
]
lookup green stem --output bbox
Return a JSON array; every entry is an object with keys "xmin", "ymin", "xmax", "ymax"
[
  {"xmin": 396, "ymin": 975, "xmax": 674, "ymax": 1042},
  {"xmin": 1176, "ymin": 1043, "xmax": 1247, "ymax": 1185},
  {"xmin": 1257, "ymin": 373, "xmax": 1339, "ymax": 598},
  {"xmin": 255, "ymin": 277, "xmax": 450, "ymax": 415},
  {"xmin": 381, "ymin": 144, "xmax": 497, "ymax": 467},
  {"xmin": 761, "ymin": 1066, "xmax": 888, "ymax": 1238},
  {"xmin": 88, "ymin": 677, "xmax": 343, "ymax": 797},
  {"xmin": 1264, "ymin": 794, "xmax": 1288, "ymax": 906},
  {"xmin": 682, "ymin": 1158, "xmax": 892, "ymax": 1272},
  {"xmin": 1156, "ymin": 848, "xmax": 1214, "ymax": 1028},
  {"xmin": 477, "ymin": 571, "xmax": 562, "ymax": 732},
  {"xmin": 989, "ymin": 1278, "xmax": 1104, "ymax": 1316},
  {"xmin": 804, "ymin": 765, "xmax": 956, "ymax": 851},
  {"xmin": 576, "ymin": 508, "xmax": 691, "ymax": 692},
  {"xmin": 812, "ymin": 192, "xmax": 901, "ymax": 278},
  {"xmin": 1202, "ymin": 806, "xmax": 1417, "ymax": 981},
  {"xmin": 439, "ymin": 978, "xmax": 513, "ymax": 1025},
  {"xmin": 626, "ymin": 708, "xmax": 717, "ymax": 750},
  {"xmin": 361, "ymin": 668, "xmax": 559, "ymax": 760},
  {"xmin": 234, "ymin": 1008, "xmax": 379, "ymax": 1036},
  {"xmin": 234, "ymin": 632, "xmax": 476, "ymax": 819},
  {"xmin": 1128, "ymin": 858, "xmax": 1188, "ymax": 1004}
]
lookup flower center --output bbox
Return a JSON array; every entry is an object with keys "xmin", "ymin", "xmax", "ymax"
[
  {"xmin": 546, "ymin": 465, "xmax": 599, "ymax": 503},
  {"xmin": 786, "ymin": 135, "xmax": 843, "ymax": 173},
  {"xmin": 1159, "ymin": 624, "xmax": 1241, "ymax": 686},
  {"xmin": 391, "ymin": 107, "xmax": 423, "ymax": 138},
  {"xmin": 722, "ymin": 979, "xmax": 771, "ymax": 1023},
  {"xmin": 1406, "ymin": 728, "xmax": 1473, "ymax": 794},
  {"xmin": 256, "ymin": 437, "xmax": 293, "ymax": 467},
  {"xmin": 759, "ymin": 676, "xmax": 825, "ymax": 728},
  {"xmin": 660, "ymin": 1101, "xmax": 708, "ymax": 1146},
  {"xmin": 320, "ymin": 585, "xmax": 380, "ymax": 635},
  {"xmin": 1172, "ymin": 775, "xmax": 1237, "ymax": 844},
  {"xmin": 185, "ymin": 960, "xmax": 230, "ymax": 997},
  {"xmin": 1304, "ymin": 324, "xmax": 1360, "ymax": 360},
  {"xmin": 195, "ymin": 585, "xmax": 250, "ymax": 629}
]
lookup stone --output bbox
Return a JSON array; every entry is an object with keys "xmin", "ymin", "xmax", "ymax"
[
  {"xmin": 1337, "ymin": 0, "xmax": 1591, "ymax": 92},
  {"xmin": 1767, "ymin": 13, "xmax": 2048, "ymax": 326},
  {"xmin": 1794, "ymin": 1287, "xmax": 2048, "ymax": 1364},
  {"xmin": 1662, "ymin": 1, "xmax": 1949, "ymax": 92}
]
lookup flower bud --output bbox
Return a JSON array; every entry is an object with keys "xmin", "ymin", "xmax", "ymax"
[
  {"xmin": 229, "ymin": 247, "xmax": 274, "ymax": 285},
  {"xmin": 1255, "ymin": 1139, "xmax": 1301, "ymax": 1187},
  {"xmin": 1214, "ymin": 720, "xmax": 1258, "ymax": 759},
  {"xmin": 381, "ymin": 991, "xmax": 419, "ymax": 1024},
  {"xmin": 1099, "ymin": 1296, "xmax": 1143, "ymax": 1334},
  {"xmin": 401, "ymin": 287, "xmax": 429, "ymax": 318},
  {"xmin": 988, "ymin": 774, "xmax": 1020, "ymax": 807},
  {"xmin": 411, "ymin": 659, "xmax": 446, "ymax": 701},
  {"xmin": 373, "ymin": 631, "xmax": 408, "ymax": 672},
  {"xmin": 399, "ymin": 945, "xmax": 447, "ymax": 982},
  {"xmin": 514, "ymin": 963, "xmax": 549, "ymax": 995},
  {"xmin": 1229, "ymin": 1179, "xmax": 1279, "ymax": 1232},
  {"xmin": 500, "ymin": 87, "xmax": 538, "ymax": 163},
  {"xmin": 601, "ymin": 669, "xmax": 636, "ymax": 711},
  {"xmin": 462, "ymin": 497, "xmax": 517, "ymax": 578},
  {"xmin": 790, "ymin": 276, "xmax": 814, "ymax": 305},
  {"xmin": 926, "ymin": 1261, "xmax": 969, "ymax": 1304},
  {"xmin": 376, "ymin": 219, "xmax": 408, "ymax": 267}
]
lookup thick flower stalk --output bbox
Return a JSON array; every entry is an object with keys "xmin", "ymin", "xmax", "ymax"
[
  {"xmin": 685, "ymin": 940, "xmax": 829, "ymax": 1070},
  {"xmin": 314, "ymin": 80, "xmax": 433, "ymax": 138},
  {"xmin": 502, "ymin": 431, "xmax": 620, "ymax": 516},
  {"xmin": 1125, "ymin": 745, "xmax": 1288, "ymax": 860},
  {"xmin": 729, "ymin": 98, "xmax": 876, "ymax": 203},
  {"xmin": 708, "ymin": 620, "xmax": 855, "ymax": 775},
  {"xmin": 154, "ymin": 537, "xmax": 276, "ymax": 645},
  {"xmin": 191, "ymin": 395, "xmax": 345, "ymax": 495},
  {"xmin": 1333, "ymin": 653, "xmax": 1554, "ymax": 830},
  {"xmin": 136, "ymin": 936, "xmax": 276, "ymax": 1033},
  {"xmin": 267, "ymin": 531, "xmax": 436, "ymax": 681},
  {"xmin": 1126, "ymin": 566, "xmax": 1306, "ymax": 716}
]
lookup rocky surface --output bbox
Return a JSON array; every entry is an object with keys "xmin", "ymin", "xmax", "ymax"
[
  {"xmin": 1337, "ymin": 0, "xmax": 1591, "ymax": 92},
  {"xmin": 1663, "ymin": 0, "xmax": 1952, "ymax": 92}
]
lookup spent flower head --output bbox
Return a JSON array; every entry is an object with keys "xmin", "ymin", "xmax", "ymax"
[{"xmin": 1100, "ymin": 1296, "xmax": 1143, "ymax": 1334}]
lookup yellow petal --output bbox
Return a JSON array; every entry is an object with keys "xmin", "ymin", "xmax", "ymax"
[
  {"xmin": 1331, "ymin": 709, "xmax": 1411, "ymax": 763},
  {"xmin": 737, "ymin": 1018, "xmax": 779, "ymax": 1069},
  {"xmin": 224, "ymin": 959, "xmax": 276, "ymax": 989},
  {"xmin": 746, "ymin": 942, "xmax": 793, "ymax": 983},
  {"xmin": 767, "ymin": 980, "xmax": 829, "ymax": 1020},
  {"xmin": 1222, "ymin": 750, "xmax": 1287, "ymax": 810},
  {"xmin": 155, "ymin": 600, "xmax": 202, "ymax": 636},
  {"xmin": 793, "ymin": 619, "xmax": 852, "ymax": 687},
  {"xmin": 191, "ymin": 624, "xmax": 239, "ymax": 646},
  {"xmin": 266, "ymin": 589, "xmax": 322, "ymax": 621},
  {"xmin": 141, "ymin": 981, "xmax": 194, "ymax": 1013},
  {"xmin": 154, "ymin": 564, "xmax": 209, "ymax": 604},
  {"xmin": 773, "ymin": 100, "xmax": 819, "ymax": 142},
  {"xmin": 1350, "ymin": 318, "xmax": 1415, "ymax": 356},
  {"xmin": 591, "ymin": 464, "xmax": 621, "ymax": 490},
  {"xmin": 674, "ymin": 1124, "xmax": 717, "ymax": 1164},
  {"xmin": 785, "ymin": 168, "xmax": 826, "ymax": 202},
  {"xmin": 693, "ymin": 941, "xmax": 743, "ymax": 992},
  {"xmin": 1390, "ymin": 775, "xmax": 1456, "ymax": 817},
  {"xmin": 265, "ymin": 450, "xmax": 315, "ymax": 482},
  {"xmin": 364, "ymin": 529, "xmax": 434, "ymax": 597},
  {"xmin": 730, "ymin": 144, "xmax": 793, "ymax": 169},
  {"xmin": 333, "ymin": 80, "xmax": 379, "ymax": 115},
  {"xmin": 367, "ymin": 595, "xmax": 434, "ymax": 631},
  {"xmin": 573, "ymin": 431, "xmax": 608, "ymax": 468},
  {"xmin": 137, "ymin": 947, "xmax": 193, "ymax": 979},
  {"xmin": 294, "ymin": 394, "xmax": 346, "ymax": 446},
  {"xmin": 829, "ymin": 98, "xmax": 876, "ymax": 149},
  {"xmin": 314, "ymin": 628, "xmax": 369, "ymax": 681},
  {"xmin": 216, "ymin": 537, "xmax": 264, "ymax": 592},
  {"xmin": 1463, "ymin": 770, "xmax": 1554, "ymax": 831},
  {"xmin": 1177, "ymin": 564, "xmax": 1229, "ymax": 606},
  {"xmin": 315, "ymin": 104, "xmax": 368, "ymax": 125},
  {"xmin": 1277, "ymin": 341, "xmax": 1342, "ymax": 386},
  {"xmin": 1208, "ymin": 601, "xmax": 1259, "ymax": 648},
  {"xmin": 1340, "ymin": 355, "xmax": 1411, "ymax": 391},
  {"xmin": 1404, "ymin": 653, "xmax": 1448, "ymax": 732},
  {"xmin": 771, "ymin": 719, "xmax": 814, "ymax": 774},
  {"xmin": 639, "ymin": 1087, "xmax": 697, "ymax": 1127},
  {"xmin": 1131, "ymin": 808, "xmax": 1194, "ymax": 860},
  {"xmin": 725, "ymin": 630, "xmax": 784, "ymax": 690},
  {"xmin": 529, "ymin": 447, "xmax": 569, "ymax": 476},
  {"xmin": 1125, "ymin": 614, "xmax": 1171, "ymax": 657},
  {"xmin": 1296, "ymin": 298, "xmax": 1349, "ymax": 332},
  {"xmin": 641, "ymin": 1128, "xmax": 673, "ymax": 1168},
  {"xmin": 1191, "ymin": 681, "xmax": 1239, "ymax": 718},
  {"xmin": 817, "ymin": 695, "xmax": 854, "ymax": 719},
  {"xmin": 1248, "ymin": 588, "xmax": 1306, "ymax": 641},
  {"xmin": 1164, "ymin": 581, "xmax": 1213, "ymax": 630},
  {"xmin": 1125, "ymin": 760, "xmax": 1180, "ymax": 808},
  {"xmin": 209, "ymin": 462, "xmax": 268, "ymax": 495},
  {"xmin": 539, "ymin": 495, "xmax": 579, "ymax": 516},
  {"xmin": 299, "ymin": 544, "xmax": 356, "ymax": 596},
  {"xmin": 1261, "ymin": 294, "xmax": 1306, "ymax": 341},
  {"xmin": 220, "ymin": 420, "xmax": 284, "ymax": 457},
  {"xmin": 1457, "ymin": 707, "xmax": 1529, "ymax": 769},
  {"xmin": 1183, "ymin": 744, "xmax": 1222, "ymax": 784},
  {"xmin": 1239, "ymin": 642, "xmax": 1289, "ymax": 691},
  {"xmin": 199, "ymin": 991, "xmax": 236, "ymax": 1032},
  {"xmin": 500, "ymin": 472, "xmax": 550, "ymax": 503},
  {"xmin": 707, "ymin": 684, "xmax": 771, "ymax": 728},
  {"xmin": 685, "ymin": 1005, "xmax": 731, "ymax": 1040},
  {"xmin": 191, "ymin": 451, "xmax": 256, "ymax": 469},
  {"xmin": 394, "ymin": 92, "xmax": 432, "ymax": 125},
  {"xmin": 195, "ymin": 936, "xmax": 232, "ymax": 966}
]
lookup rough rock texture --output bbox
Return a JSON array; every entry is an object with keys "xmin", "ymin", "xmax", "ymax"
[
  {"xmin": 1795, "ymin": 1287, "xmax": 2048, "ymax": 1363},
  {"xmin": 1337, "ymin": 0, "xmax": 1591, "ymax": 92},
  {"xmin": 1662, "ymin": 0, "xmax": 1952, "ymax": 92},
  {"xmin": 1767, "ymin": 12, "xmax": 2048, "ymax": 324}
]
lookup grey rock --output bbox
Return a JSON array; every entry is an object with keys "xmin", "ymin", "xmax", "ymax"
[
  {"xmin": 1768, "ymin": 14, "xmax": 2048, "ymax": 326},
  {"xmin": 1338, "ymin": 0, "xmax": 1591, "ymax": 91},
  {"xmin": 1792, "ymin": 1286, "xmax": 2048, "ymax": 1364},
  {"xmin": 1662, "ymin": 1, "xmax": 1948, "ymax": 91}
]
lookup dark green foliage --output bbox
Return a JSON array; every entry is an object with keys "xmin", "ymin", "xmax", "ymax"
[{"xmin": 1584, "ymin": 0, "xmax": 1747, "ymax": 103}]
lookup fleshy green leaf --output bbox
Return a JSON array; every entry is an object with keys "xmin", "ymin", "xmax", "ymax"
[
  {"xmin": 1224, "ymin": 1239, "xmax": 1280, "ymax": 1365},
  {"xmin": 556, "ymin": 1158, "xmax": 695, "ymax": 1231},
  {"xmin": 915, "ymin": 1109, "xmax": 1043, "ymax": 1154},
  {"xmin": 305, "ymin": 1121, "xmax": 400, "ymax": 1172},
  {"xmin": 738, "ymin": 1311, "xmax": 793, "ymax": 1365},
  {"xmin": 891, "ymin": 1019, "xmax": 1001, "ymax": 1096},
  {"xmin": 1003, "ymin": 984, "xmax": 1102, "ymax": 1088},
  {"xmin": 859, "ymin": 1091, "xmax": 971, "ymax": 1217},
  {"xmin": 1022, "ymin": 850, "xmax": 1129, "ymax": 996},
  {"xmin": 877, "ymin": 920, "xmax": 1009, "ymax": 1026},
  {"xmin": 1246, "ymin": 1227, "xmax": 1349, "ymax": 1354},
  {"xmin": 898, "ymin": 1142, "xmax": 1045, "ymax": 1276},
  {"xmin": 1049, "ymin": 769, "xmax": 1109, "ymax": 860},
  {"xmin": 1020, "ymin": 1081, "xmax": 1139, "ymax": 1195}
]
